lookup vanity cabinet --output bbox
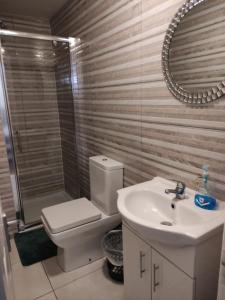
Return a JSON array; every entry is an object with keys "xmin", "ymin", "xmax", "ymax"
[
  {"xmin": 123, "ymin": 224, "xmax": 151, "ymax": 300},
  {"xmin": 151, "ymin": 249, "xmax": 194, "ymax": 300},
  {"xmin": 123, "ymin": 225, "xmax": 196, "ymax": 300},
  {"xmin": 119, "ymin": 178, "xmax": 223, "ymax": 300}
]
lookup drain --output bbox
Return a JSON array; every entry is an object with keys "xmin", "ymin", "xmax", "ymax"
[{"xmin": 160, "ymin": 221, "xmax": 173, "ymax": 226}]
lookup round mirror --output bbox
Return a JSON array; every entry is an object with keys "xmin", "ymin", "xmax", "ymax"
[{"xmin": 162, "ymin": 0, "xmax": 225, "ymax": 105}]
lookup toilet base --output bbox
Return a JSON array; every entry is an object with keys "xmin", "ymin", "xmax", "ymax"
[{"xmin": 57, "ymin": 234, "xmax": 104, "ymax": 272}]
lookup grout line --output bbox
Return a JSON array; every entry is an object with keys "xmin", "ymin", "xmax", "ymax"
[
  {"xmin": 53, "ymin": 268, "xmax": 101, "ymax": 292},
  {"xmin": 41, "ymin": 261, "xmax": 58, "ymax": 299},
  {"xmin": 54, "ymin": 261, "xmax": 105, "ymax": 292},
  {"xmin": 33, "ymin": 291, "xmax": 56, "ymax": 300},
  {"xmin": 53, "ymin": 289, "xmax": 59, "ymax": 300},
  {"xmin": 43, "ymin": 258, "xmax": 105, "ymax": 292}
]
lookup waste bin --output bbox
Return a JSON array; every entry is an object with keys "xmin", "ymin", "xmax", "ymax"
[{"xmin": 102, "ymin": 230, "xmax": 123, "ymax": 282}]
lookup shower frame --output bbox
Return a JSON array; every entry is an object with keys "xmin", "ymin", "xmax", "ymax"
[{"xmin": 0, "ymin": 29, "xmax": 75, "ymax": 231}]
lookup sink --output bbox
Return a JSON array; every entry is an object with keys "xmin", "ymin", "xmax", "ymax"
[
  {"xmin": 117, "ymin": 177, "xmax": 225, "ymax": 246},
  {"xmin": 121, "ymin": 190, "xmax": 203, "ymax": 226}
]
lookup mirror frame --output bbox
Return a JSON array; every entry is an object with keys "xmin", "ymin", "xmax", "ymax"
[{"xmin": 162, "ymin": 0, "xmax": 225, "ymax": 105}]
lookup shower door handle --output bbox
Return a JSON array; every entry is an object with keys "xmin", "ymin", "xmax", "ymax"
[
  {"xmin": 2, "ymin": 213, "xmax": 11, "ymax": 252},
  {"xmin": 15, "ymin": 130, "xmax": 22, "ymax": 153}
]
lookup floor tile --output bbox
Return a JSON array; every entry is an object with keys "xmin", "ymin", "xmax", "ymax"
[
  {"xmin": 55, "ymin": 263, "xmax": 124, "ymax": 300},
  {"xmin": 218, "ymin": 285, "xmax": 225, "ymax": 300},
  {"xmin": 12, "ymin": 262, "xmax": 52, "ymax": 300},
  {"xmin": 10, "ymin": 239, "xmax": 21, "ymax": 266},
  {"xmin": 42, "ymin": 256, "xmax": 105, "ymax": 289},
  {"xmin": 36, "ymin": 292, "xmax": 57, "ymax": 300}
]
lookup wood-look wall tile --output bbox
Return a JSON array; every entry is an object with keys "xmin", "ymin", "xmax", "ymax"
[
  {"xmin": 0, "ymin": 15, "xmax": 66, "ymax": 222},
  {"xmin": 51, "ymin": 0, "xmax": 225, "ymax": 202}
]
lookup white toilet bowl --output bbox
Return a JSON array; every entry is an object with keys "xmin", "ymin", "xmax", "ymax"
[
  {"xmin": 41, "ymin": 198, "xmax": 121, "ymax": 271},
  {"xmin": 41, "ymin": 156, "xmax": 124, "ymax": 272}
]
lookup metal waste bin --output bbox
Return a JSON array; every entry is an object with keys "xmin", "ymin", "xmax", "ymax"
[{"xmin": 102, "ymin": 230, "xmax": 123, "ymax": 282}]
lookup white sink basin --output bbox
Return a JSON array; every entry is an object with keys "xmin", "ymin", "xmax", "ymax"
[{"xmin": 117, "ymin": 177, "xmax": 225, "ymax": 246}]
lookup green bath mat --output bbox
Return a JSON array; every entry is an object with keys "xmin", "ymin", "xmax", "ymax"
[{"xmin": 14, "ymin": 228, "xmax": 57, "ymax": 266}]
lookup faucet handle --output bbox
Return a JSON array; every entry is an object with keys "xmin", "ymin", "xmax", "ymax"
[
  {"xmin": 165, "ymin": 181, "xmax": 186, "ymax": 197},
  {"xmin": 176, "ymin": 181, "xmax": 186, "ymax": 194}
]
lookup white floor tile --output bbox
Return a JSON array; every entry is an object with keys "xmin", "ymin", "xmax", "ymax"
[
  {"xmin": 36, "ymin": 292, "xmax": 57, "ymax": 300},
  {"xmin": 42, "ymin": 256, "xmax": 105, "ymax": 290},
  {"xmin": 217, "ymin": 284, "xmax": 225, "ymax": 300},
  {"xmin": 55, "ymin": 264, "xmax": 124, "ymax": 300},
  {"xmin": 10, "ymin": 239, "xmax": 21, "ymax": 266},
  {"xmin": 12, "ymin": 262, "xmax": 52, "ymax": 300}
]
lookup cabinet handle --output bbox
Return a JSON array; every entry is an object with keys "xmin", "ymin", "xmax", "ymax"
[
  {"xmin": 153, "ymin": 264, "xmax": 160, "ymax": 292},
  {"xmin": 139, "ymin": 251, "xmax": 146, "ymax": 278}
]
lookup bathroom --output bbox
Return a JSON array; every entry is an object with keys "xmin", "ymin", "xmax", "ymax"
[{"xmin": 0, "ymin": 0, "xmax": 225, "ymax": 299}]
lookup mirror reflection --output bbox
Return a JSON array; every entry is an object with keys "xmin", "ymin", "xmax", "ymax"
[{"xmin": 169, "ymin": 0, "xmax": 225, "ymax": 93}]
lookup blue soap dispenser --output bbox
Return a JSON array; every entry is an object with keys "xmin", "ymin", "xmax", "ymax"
[{"xmin": 194, "ymin": 165, "xmax": 217, "ymax": 210}]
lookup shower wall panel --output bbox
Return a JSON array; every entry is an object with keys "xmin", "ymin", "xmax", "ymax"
[
  {"xmin": 54, "ymin": 43, "xmax": 80, "ymax": 198},
  {"xmin": 0, "ymin": 15, "xmax": 64, "ymax": 205}
]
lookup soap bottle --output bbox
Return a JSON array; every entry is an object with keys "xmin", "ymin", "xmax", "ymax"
[{"xmin": 194, "ymin": 165, "xmax": 217, "ymax": 210}]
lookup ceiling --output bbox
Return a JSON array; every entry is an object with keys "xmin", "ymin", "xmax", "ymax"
[{"xmin": 0, "ymin": 0, "xmax": 69, "ymax": 19}]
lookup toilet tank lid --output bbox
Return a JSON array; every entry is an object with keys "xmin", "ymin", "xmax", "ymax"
[
  {"xmin": 41, "ymin": 198, "xmax": 101, "ymax": 234},
  {"xmin": 89, "ymin": 155, "xmax": 123, "ymax": 170}
]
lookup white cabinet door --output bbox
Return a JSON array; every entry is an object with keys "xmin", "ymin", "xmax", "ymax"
[
  {"xmin": 123, "ymin": 225, "xmax": 151, "ymax": 300},
  {"xmin": 152, "ymin": 249, "xmax": 194, "ymax": 300}
]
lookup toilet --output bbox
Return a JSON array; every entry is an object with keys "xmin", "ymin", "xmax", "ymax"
[{"xmin": 41, "ymin": 155, "xmax": 123, "ymax": 272}]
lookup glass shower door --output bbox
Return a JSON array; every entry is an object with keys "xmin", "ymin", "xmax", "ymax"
[
  {"xmin": 0, "ymin": 197, "xmax": 15, "ymax": 300},
  {"xmin": 1, "ymin": 35, "xmax": 72, "ymax": 225}
]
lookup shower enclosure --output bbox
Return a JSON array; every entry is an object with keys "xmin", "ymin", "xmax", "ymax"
[{"xmin": 0, "ymin": 29, "xmax": 79, "ymax": 230}]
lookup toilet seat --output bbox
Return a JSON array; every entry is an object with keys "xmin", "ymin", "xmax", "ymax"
[{"xmin": 41, "ymin": 198, "xmax": 101, "ymax": 234}]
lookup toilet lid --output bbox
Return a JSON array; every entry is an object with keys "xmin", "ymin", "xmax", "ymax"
[{"xmin": 41, "ymin": 198, "xmax": 101, "ymax": 233}]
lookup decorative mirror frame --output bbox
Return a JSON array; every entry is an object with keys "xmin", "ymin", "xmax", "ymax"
[{"xmin": 162, "ymin": 0, "xmax": 225, "ymax": 105}]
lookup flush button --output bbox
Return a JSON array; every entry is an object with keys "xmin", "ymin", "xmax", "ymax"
[{"xmin": 102, "ymin": 158, "xmax": 107, "ymax": 161}]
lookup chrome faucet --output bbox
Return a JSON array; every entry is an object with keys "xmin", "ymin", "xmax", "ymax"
[
  {"xmin": 165, "ymin": 181, "xmax": 186, "ymax": 200},
  {"xmin": 165, "ymin": 181, "xmax": 186, "ymax": 209}
]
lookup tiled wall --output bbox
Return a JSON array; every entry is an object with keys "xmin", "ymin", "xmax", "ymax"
[
  {"xmin": 1, "ymin": 0, "xmax": 225, "ymax": 227},
  {"xmin": 0, "ymin": 15, "xmax": 64, "ymax": 220},
  {"xmin": 51, "ymin": 0, "xmax": 225, "ymax": 200},
  {"xmin": 54, "ymin": 42, "xmax": 80, "ymax": 198},
  {"xmin": 0, "ymin": 14, "xmax": 82, "ymax": 224},
  {"xmin": 2, "ymin": 36, "xmax": 65, "ymax": 201},
  {"xmin": 0, "ymin": 14, "xmax": 52, "ymax": 34},
  {"xmin": 1, "ymin": 15, "xmax": 65, "ymax": 202}
]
